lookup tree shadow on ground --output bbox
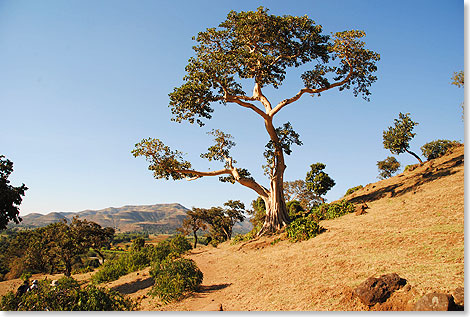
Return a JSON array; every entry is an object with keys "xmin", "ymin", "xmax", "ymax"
[
  {"xmin": 111, "ymin": 277, "xmax": 155, "ymax": 295},
  {"xmin": 348, "ymin": 153, "xmax": 463, "ymax": 204},
  {"xmin": 191, "ymin": 283, "xmax": 232, "ymax": 298}
]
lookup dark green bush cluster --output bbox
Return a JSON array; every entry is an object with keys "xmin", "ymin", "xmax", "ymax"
[
  {"xmin": 312, "ymin": 200, "xmax": 355, "ymax": 221},
  {"xmin": 0, "ymin": 276, "xmax": 136, "ymax": 311},
  {"xmin": 286, "ymin": 214, "xmax": 323, "ymax": 242},
  {"xmin": 344, "ymin": 185, "xmax": 363, "ymax": 196},
  {"xmin": 92, "ymin": 235, "xmax": 192, "ymax": 284},
  {"xmin": 420, "ymin": 140, "xmax": 461, "ymax": 160},
  {"xmin": 149, "ymin": 257, "xmax": 203, "ymax": 303},
  {"xmin": 286, "ymin": 200, "xmax": 354, "ymax": 242}
]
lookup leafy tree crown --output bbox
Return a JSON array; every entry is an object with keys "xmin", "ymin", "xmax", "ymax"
[{"xmin": 382, "ymin": 112, "xmax": 418, "ymax": 154}]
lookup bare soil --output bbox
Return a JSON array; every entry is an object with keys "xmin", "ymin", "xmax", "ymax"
[{"xmin": 1, "ymin": 145, "xmax": 464, "ymax": 311}]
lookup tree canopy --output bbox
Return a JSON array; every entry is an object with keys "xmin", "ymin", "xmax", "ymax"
[
  {"xmin": 305, "ymin": 163, "xmax": 335, "ymax": 203},
  {"xmin": 133, "ymin": 7, "xmax": 380, "ymax": 234},
  {"xmin": 383, "ymin": 112, "xmax": 423, "ymax": 164},
  {"xmin": 0, "ymin": 155, "xmax": 28, "ymax": 230},
  {"xmin": 377, "ymin": 156, "xmax": 401, "ymax": 179}
]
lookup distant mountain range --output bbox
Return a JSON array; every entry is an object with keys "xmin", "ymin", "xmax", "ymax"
[{"xmin": 16, "ymin": 203, "xmax": 252, "ymax": 234}]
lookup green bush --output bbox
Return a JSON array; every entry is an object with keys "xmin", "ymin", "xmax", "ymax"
[
  {"xmin": 420, "ymin": 140, "xmax": 461, "ymax": 160},
  {"xmin": 312, "ymin": 200, "xmax": 355, "ymax": 221},
  {"xmin": 92, "ymin": 235, "xmax": 193, "ymax": 284},
  {"xmin": 286, "ymin": 215, "xmax": 323, "ymax": 242},
  {"xmin": 231, "ymin": 231, "xmax": 256, "ymax": 244},
  {"xmin": 344, "ymin": 185, "xmax": 363, "ymax": 196},
  {"xmin": 169, "ymin": 235, "xmax": 193, "ymax": 255},
  {"xmin": 149, "ymin": 258, "xmax": 203, "ymax": 303},
  {"xmin": 92, "ymin": 259, "xmax": 128, "ymax": 284},
  {"xmin": 0, "ymin": 276, "xmax": 136, "ymax": 311},
  {"xmin": 286, "ymin": 200, "xmax": 305, "ymax": 220}
]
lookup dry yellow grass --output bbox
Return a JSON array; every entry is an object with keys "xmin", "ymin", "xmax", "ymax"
[{"xmin": 0, "ymin": 145, "xmax": 463, "ymax": 311}]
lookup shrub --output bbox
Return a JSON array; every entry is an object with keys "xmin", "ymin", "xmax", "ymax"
[
  {"xmin": 169, "ymin": 235, "xmax": 192, "ymax": 255},
  {"xmin": 420, "ymin": 140, "xmax": 461, "ymax": 160},
  {"xmin": 312, "ymin": 200, "xmax": 355, "ymax": 221},
  {"xmin": 377, "ymin": 156, "xmax": 401, "ymax": 179},
  {"xmin": 344, "ymin": 185, "xmax": 363, "ymax": 196},
  {"xmin": 92, "ymin": 259, "xmax": 128, "ymax": 284},
  {"xmin": 286, "ymin": 215, "xmax": 323, "ymax": 242},
  {"xmin": 92, "ymin": 235, "xmax": 193, "ymax": 284},
  {"xmin": 0, "ymin": 276, "xmax": 136, "ymax": 311},
  {"xmin": 286, "ymin": 200, "xmax": 305, "ymax": 220},
  {"xmin": 149, "ymin": 258, "xmax": 203, "ymax": 303}
]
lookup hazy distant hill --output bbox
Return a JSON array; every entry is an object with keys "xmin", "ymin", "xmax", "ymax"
[{"xmin": 17, "ymin": 203, "xmax": 253, "ymax": 234}]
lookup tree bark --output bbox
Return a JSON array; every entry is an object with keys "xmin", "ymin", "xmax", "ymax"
[
  {"xmin": 258, "ymin": 181, "xmax": 290, "ymax": 235},
  {"xmin": 192, "ymin": 230, "xmax": 198, "ymax": 249},
  {"xmin": 405, "ymin": 149, "xmax": 423, "ymax": 164}
]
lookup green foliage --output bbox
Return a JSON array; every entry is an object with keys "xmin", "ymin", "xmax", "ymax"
[
  {"xmin": 420, "ymin": 140, "xmax": 461, "ymax": 160},
  {"xmin": 285, "ymin": 200, "xmax": 354, "ymax": 242},
  {"xmin": 131, "ymin": 138, "xmax": 193, "ymax": 180},
  {"xmin": 131, "ymin": 237, "xmax": 145, "ymax": 251},
  {"xmin": 168, "ymin": 234, "xmax": 193, "ymax": 254},
  {"xmin": 383, "ymin": 112, "xmax": 422, "ymax": 163},
  {"xmin": 194, "ymin": 200, "xmax": 246, "ymax": 244},
  {"xmin": 112, "ymin": 232, "xmax": 149, "ymax": 245},
  {"xmin": 305, "ymin": 163, "xmax": 335, "ymax": 202},
  {"xmin": 149, "ymin": 257, "xmax": 203, "ymax": 303},
  {"xmin": 0, "ymin": 155, "xmax": 28, "ymax": 230},
  {"xmin": 92, "ymin": 235, "xmax": 192, "ymax": 284},
  {"xmin": 263, "ymin": 122, "xmax": 303, "ymax": 175},
  {"xmin": 284, "ymin": 179, "xmax": 321, "ymax": 210},
  {"xmin": 3, "ymin": 218, "xmax": 114, "ymax": 279},
  {"xmin": 344, "ymin": 185, "xmax": 363, "ymax": 196},
  {"xmin": 286, "ymin": 200, "xmax": 305, "ymax": 219},
  {"xmin": 200, "ymin": 129, "xmax": 236, "ymax": 164},
  {"xmin": 248, "ymin": 197, "xmax": 266, "ymax": 234},
  {"xmin": 377, "ymin": 156, "xmax": 401, "ymax": 179},
  {"xmin": 312, "ymin": 200, "xmax": 355, "ymax": 221},
  {"xmin": 0, "ymin": 276, "xmax": 136, "ymax": 311},
  {"xmin": 167, "ymin": 7, "xmax": 379, "ymax": 127},
  {"xmin": 286, "ymin": 215, "xmax": 323, "ymax": 242}
]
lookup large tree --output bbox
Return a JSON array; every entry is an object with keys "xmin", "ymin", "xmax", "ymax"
[
  {"xmin": 0, "ymin": 155, "xmax": 28, "ymax": 230},
  {"xmin": 133, "ymin": 7, "xmax": 380, "ymax": 235}
]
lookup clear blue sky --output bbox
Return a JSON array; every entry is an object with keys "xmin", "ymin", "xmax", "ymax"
[{"xmin": 1, "ymin": 0, "xmax": 464, "ymax": 216}]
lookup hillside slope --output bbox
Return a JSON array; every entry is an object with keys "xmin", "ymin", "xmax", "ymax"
[
  {"xmin": 18, "ymin": 203, "xmax": 189, "ymax": 232},
  {"xmin": 138, "ymin": 144, "xmax": 464, "ymax": 311},
  {"xmin": 1, "ymin": 146, "xmax": 463, "ymax": 310}
]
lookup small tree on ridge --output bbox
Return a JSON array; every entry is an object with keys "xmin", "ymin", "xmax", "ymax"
[{"xmin": 383, "ymin": 112, "xmax": 423, "ymax": 164}]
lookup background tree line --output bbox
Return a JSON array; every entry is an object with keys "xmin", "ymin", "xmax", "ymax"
[{"xmin": 0, "ymin": 217, "xmax": 114, "ymax": 280}]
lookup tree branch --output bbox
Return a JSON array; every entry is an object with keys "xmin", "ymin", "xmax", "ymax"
[
  {"xmin": 174, "ymin": 168, "xmax": 232, "ymax": 178},
  {"xmin": 269, "ymin": 60, "xmax": 353, "ymax": 117},
  {"xmin": 175, "ymin": 165, "xmax": 269, "ymax": 197}
]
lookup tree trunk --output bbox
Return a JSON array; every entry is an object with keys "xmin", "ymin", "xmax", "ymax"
[
  {"xmin": 95, "ymin": 249, "xmax": 105, "ymax": 265},
  {"xmin": 192, "ymin": 230, "xmax": 198, "ymax": 249},
  {"xmin": 64, "ymin": 261, "xmax": 72, "ymax": 277},
  {"xmin": 258, "ymin": 178, "xmax": 290, "ymax": 235},
  {"xmin": 406, "ymin": 149, "xmax": 423, "ymax": 164}
]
